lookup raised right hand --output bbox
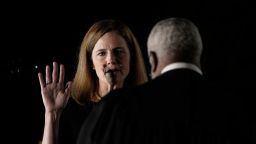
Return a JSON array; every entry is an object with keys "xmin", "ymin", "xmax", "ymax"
[{"xmin": 38, "ymin": 62, "xmax": 72, "ymax": 114}]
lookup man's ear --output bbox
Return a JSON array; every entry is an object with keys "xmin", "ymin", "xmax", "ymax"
[{"xmin": 149, "ymin": 51, "xmax": 158, "ymax": 73}]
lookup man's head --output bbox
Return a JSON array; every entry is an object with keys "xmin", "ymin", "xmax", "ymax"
[{"xmin": 147, "ymin": 17, "xmax": 203, "ymax": 78}]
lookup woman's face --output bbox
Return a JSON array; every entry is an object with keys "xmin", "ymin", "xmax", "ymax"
[{"xmin": 91, "ymin": 31, "xmax": 130, "ymax": 88}]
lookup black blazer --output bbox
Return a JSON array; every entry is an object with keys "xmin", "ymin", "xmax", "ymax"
[
  {"xmin": 77, "ymin": 69, "xmax": 235, "ymax": 144},
  {"xmin": 58, "ymin": 98, "xmax": 95, "ymax": 144}
]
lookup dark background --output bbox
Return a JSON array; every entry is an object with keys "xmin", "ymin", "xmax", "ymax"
[{"xmin": 1, "ymin": 1, "xmax": 253, "ymax": 143}]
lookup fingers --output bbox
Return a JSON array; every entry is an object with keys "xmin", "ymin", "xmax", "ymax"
[
  {"xmin": 38, "ymin": 62, "xmax": 66, "ymax": 88},
  {"xmin": 59, "ymin": 64, "xmax": 65, "ymax": 84},
  {"xmin": 65, "ymin": 81, "xmax": 72, "ymax": 93},
  {"xmin": 45, "ymin": 65, "xmax": 51, "ymax": 84},
  {"xmin": 52, "ymin": 62, "xmax": 59, "ymax": 83},
  {"xmin": 38, "ymin": 72, "xmax": 46, "ymax": 89},
  {"xmin": 64, "ymin": 81, "xmax": 72, "ymax": 98},
  {"xmin": 64, "ymin": 81, "xmax": 72, "ymax": 106}
]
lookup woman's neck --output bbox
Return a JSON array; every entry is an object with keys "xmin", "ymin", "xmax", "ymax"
[{"xmin": 98, "ymin": 81, "xmax": 123, "ymax": 97}]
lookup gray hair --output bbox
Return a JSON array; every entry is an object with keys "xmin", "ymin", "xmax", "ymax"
[{"xmin": 147, "ymin": 17, "xmax": 203, "ymax": 65}]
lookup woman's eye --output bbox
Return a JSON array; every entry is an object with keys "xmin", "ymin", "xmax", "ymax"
[
  {"xmin": 114, "ymin": 49, "xmax": 124, "ymax": 55},
  {"xmin": 97, "ymin": 52, "xmax": 105, "ymax": 56}
]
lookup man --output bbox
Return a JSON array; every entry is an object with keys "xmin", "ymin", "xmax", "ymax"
[{"xmin": 77, "ymin": 17, "xmax": 228, "ymax": 144}]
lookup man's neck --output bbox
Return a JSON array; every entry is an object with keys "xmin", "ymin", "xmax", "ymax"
[{"xmin": 161, "ymin": 62, "xmax": 202, "ymax": 75}]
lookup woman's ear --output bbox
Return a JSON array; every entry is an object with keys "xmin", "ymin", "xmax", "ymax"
[{"xmin": 149, "ymin": 51, "xmax": 158, "ymax": 75}]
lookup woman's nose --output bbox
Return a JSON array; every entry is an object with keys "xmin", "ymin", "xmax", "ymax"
[{"xmin": 106, "ymin": 52, "xmax": 117, "ymax": 65}]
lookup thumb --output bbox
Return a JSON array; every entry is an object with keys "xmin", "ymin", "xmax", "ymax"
[{"xmin": 64, "ymin": 81, "xmax": 72, "ymax": 106}]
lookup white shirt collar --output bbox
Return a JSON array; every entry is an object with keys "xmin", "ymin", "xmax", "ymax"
[{"xmin": 161, "ymin": 62, "xmax": 202, "ymax": 75}]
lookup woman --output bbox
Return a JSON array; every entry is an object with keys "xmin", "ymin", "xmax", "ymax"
[{"xmin": 38, "ymin": 19, "xmax": 148, "ymax": 144}]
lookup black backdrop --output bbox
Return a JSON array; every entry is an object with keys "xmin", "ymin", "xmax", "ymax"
[{"xmin": 1, "ymin": 1, "xmax": 253, "ymax": 143}]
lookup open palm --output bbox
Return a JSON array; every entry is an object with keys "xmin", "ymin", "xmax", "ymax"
[{"xmin": 38, "ymin": 62, "xmax": 72, "ymax": 113}]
